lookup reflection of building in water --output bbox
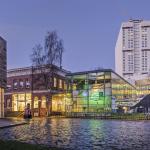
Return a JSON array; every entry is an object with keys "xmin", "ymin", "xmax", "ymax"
[{"xmin": 0, "ymin": 37, "xmax": 7, "ymax": 118}]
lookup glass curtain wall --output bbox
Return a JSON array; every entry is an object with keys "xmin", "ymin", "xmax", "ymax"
[
  {"xmin": 51, "ymin": 70, "xmax": 136, "ymax": 114},
  {"xmin": 67, "ymin": 71, "xmax": 112, "ymax": 113},
  {"xmin": 135, "ymin": 79, "xmax": 150, "ymax": 97},
  {"xmin": 111, "ymin": 72, "xmax": 136, "ymax": 109}
]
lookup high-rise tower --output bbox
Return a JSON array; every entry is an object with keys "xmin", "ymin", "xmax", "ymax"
[{"xmin": 115, "ymin": 19, "xmax": 150, "ymax": 83}]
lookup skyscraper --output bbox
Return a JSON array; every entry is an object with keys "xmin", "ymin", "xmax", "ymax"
[
  {"xmin": 115, "ymin": 19, "xmax": 150, "ymax": 83},
  {"xmin": 0, "ymin": 37, "xmax": 7, "ymax": 117}
]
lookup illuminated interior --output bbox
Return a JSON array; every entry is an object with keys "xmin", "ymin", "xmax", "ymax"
[
  {"xmin": 66, "ymin": 72, "xmax": 112, "ymax": 113},
  {"xmin": 65, "ymin": 70, "xmax": 136, "ymax": 113},
  {"xmin": 0, "ymin": 88, "xmax": 4, "ymax": 117},
  {"xmin": 135, "ymin": 79, "xmax": 150, "ymax": 97},
  {"xmin": 52, "ymin": 93, "xmax": 72, "ymax": 112},
  {"xmin": 12, "ymin": 93, "xmax": 31, "ymax": 111},
  {"xmin": 41, "ymin": 96, "xmax": 46, "ymax": 108},
  {"xmin": 34, "ymin": 96, "xmax": 39, "ymax": 108},
  {"xmin": 111, "ymin": 72, "xmax": 136, "ymax": 101}
]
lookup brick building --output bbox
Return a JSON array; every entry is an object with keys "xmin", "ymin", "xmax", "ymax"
[{"xmin": 4, "ymin": 65, "xmax": 69, "ymax": 117}]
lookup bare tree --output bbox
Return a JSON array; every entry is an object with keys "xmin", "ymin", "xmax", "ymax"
[
  {"xmin": 31, "ymin": 31, "xmax": 65, "ymax": 116},
  {"xmin": 31, "ymin": 44, "xmax": 44, "ymax": 66},
  {"xmin": 56, "ymin": 39, "xmax": 64, "ymax": 68},
  {"xmin": 44, "ymin": 31, "xmax": 64, "ymax": 67}
]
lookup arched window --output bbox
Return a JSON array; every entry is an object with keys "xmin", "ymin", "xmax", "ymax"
[
  {"xmin": 41, "ymin": 96, "xmax": 46, "ymax": 108},
  {"xmin": 34, "ymin": 97, "xmax": 39, "ymax": 108}
]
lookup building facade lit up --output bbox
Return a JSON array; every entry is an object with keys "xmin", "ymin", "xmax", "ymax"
[
  {"xmin": 5, "ymin": 19, "xmax": 150, "ymax": 116},
  {"xmin": 0, "ymin": 37, "xmax": 7, "ymax": 118},
  {"xmin": 5, "ymin": 65, "xmax": 69, "ymax": 117},
  {"xmin": 4, "ymin": 67, "xmax": 137, "ymax": 116},
  {"xmin": 52, "ymin": 69, "xmax": 136, "ymax": 114}
]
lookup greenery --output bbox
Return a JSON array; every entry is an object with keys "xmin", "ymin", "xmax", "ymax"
[
  {"xmin": 66, "ymin": 112, "xmax": 150, "ymax": 120},
  {"xmin": 0, "ymin": 140, "xmax": 63, "ymax": 150},
  {"xmin": 109, "ymin": 113, "xmax": 146, "ymax": 120}
]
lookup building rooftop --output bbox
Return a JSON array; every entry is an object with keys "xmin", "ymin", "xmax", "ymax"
[{"xmin": 67, "ymin": 68, "xmax": 136, "ymax": 88}]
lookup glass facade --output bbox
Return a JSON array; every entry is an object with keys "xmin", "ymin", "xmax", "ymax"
[
  {"xmin": 111, "ymin": 72, "xmax": 136, "ymax": 111},
  {"xmin": 64, "ymin": 70, "xmax": 136, "ymax": 113},
  {"xmin": 135, "ymin": 79, "xmax": 150, "ymax": 97}
]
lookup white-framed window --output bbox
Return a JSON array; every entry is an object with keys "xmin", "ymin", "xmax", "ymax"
[
  {"xmin": 26, "ymin": 79, "xmax": 30, "ymax": 88},
  {"xmin": 19, "ymin": 80, "xmax": 24, "ymax": 88},
  {"xmin": 7, "ymin": 84, "xmax": 12, "ymax": 90},
  {"xmin": 13, "ymin": 80, "xmax": 18, "ymax": 89}
]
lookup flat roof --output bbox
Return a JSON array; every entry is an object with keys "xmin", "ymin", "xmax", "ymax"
[
  {"xmin": 67, "ymin": 69, "xmax": 113, "ymax": 76},
  {"xmin": 66, "ymin": 69, "xmax": 136, "ymax": 89},
  {"xmin": 7, "ymin": 65, "xmax": 70, "ymax": 74}
]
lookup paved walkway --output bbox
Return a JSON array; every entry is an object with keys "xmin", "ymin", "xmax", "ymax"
[{"xmin": 0, "ymin": 118, "xmax": 27, "ymax": 129}]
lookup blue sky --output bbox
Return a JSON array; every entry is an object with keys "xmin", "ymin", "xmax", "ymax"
[{"xmin": 0, "ymin": 0, "xmax": 150, "ymax": 72}]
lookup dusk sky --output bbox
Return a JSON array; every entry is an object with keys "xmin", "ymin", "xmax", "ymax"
[{"xmin": 0, "ymin": 0, "xmax": 150, "ymax": 72}]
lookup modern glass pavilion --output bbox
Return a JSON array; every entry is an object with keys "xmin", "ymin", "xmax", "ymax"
[{"xmin": 52, "ymin": 69, "xmax": 136, "ymax": 114}]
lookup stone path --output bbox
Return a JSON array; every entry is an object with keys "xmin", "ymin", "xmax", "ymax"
[{"xmin": 0, "ymin": 118, "xmax": 27, "ymax": 129}]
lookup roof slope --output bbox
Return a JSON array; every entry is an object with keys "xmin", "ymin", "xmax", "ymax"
[{"xmin": 132, "ymin": 94, "xmax": 150, "ymax": 108}]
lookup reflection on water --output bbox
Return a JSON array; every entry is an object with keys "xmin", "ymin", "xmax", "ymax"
[{"xmin": 0, "ymin": 118, "xmax": 150, "ymax": 150}]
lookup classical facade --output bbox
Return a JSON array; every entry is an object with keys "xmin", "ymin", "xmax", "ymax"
[
  {"xmin": 4, "ymin": 65, "xmax": 69, "ymax": 117},
  {"xmin": 0, "ymin": 37, "xmax": 7, "ymax": 117}
]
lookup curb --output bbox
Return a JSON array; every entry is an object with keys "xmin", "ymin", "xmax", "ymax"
[{"xmin": 0, "ymin": 122, "xmax": 28, "ymax": 129}]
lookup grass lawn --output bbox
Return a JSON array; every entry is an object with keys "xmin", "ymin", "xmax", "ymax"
[{"xmin": 0, "ymin": 140, "xmax": 63, "ymax": 150}]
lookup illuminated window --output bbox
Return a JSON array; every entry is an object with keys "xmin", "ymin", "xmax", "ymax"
[
  {"xmin": 26, "ymin": 93, "xmax": 31, "ymax": 107},
  {"xmin": 0, "ymin": 88, "xmax": 4, "ymax": 117},
  {"xmin": 34, "ymin": 97, "xmax": 38, "ymax": 108},
  {"xmin": 64, "ymin": 81, "xmax": 67, "ymax": 90},
  {"xmin": 54, "ymin": 77, "xmax": 57, "ymax": 87},
  {"xmin": 41, "ymin": 96, "xmax": 46, "ymax": 108},
  {"xmin": 59, "ymin": 79, "xmax": 63, "ymax": 88}
]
